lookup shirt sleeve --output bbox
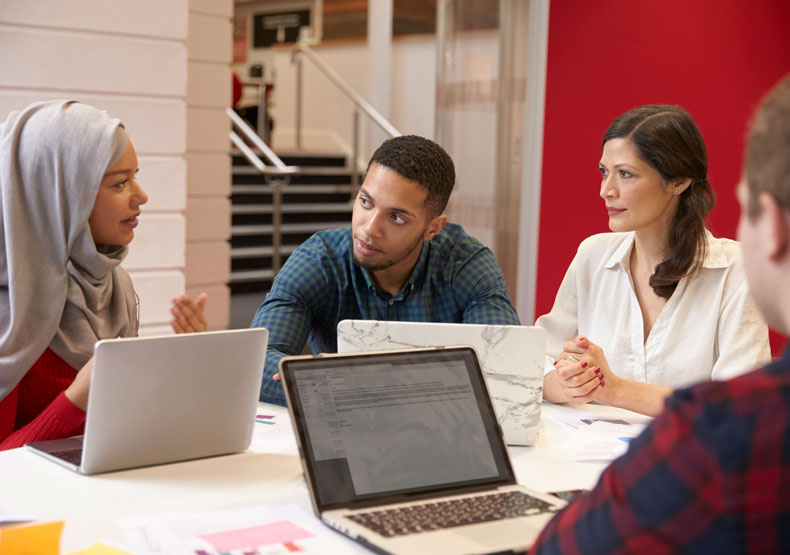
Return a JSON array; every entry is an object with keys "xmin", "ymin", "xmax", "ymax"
[
  {"xmin": 529, "ymin": 387, "xmax": 729, "ymax": 554},
  {"xmin": 534, "ymin": 254, "xmax": 580, "ymax": 375},
  {"xmin": 710, "ymin": 256, "xmax": 771, "ymax": 380},
  {"xmin": 0, "ymin": 392, "xmax": 85, "ymax": 451},
  {"xmin": 453, "ymin": 247, "xmax": 521, "ymax": 326},
  {"xmin": 251, "ymin": 243, "xmax": 330, "ymax": 405}
]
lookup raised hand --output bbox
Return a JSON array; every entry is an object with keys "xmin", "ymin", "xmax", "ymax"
[{"xmin": 170, "ymin": 293, "xmax": 208, "ymax": 334}]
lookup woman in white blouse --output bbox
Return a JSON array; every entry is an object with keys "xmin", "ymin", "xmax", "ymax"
[{"xmin": 536, "ymin": 105, "xmax": 770, "ymax": 416}]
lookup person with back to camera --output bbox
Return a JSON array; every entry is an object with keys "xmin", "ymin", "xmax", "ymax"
[
  {"xmin": 530, "ymin": 72, "xmax": 790, "ymax": 554},
  {"xmin": 0, "ymin": 100, "xmax": 207, "ymax": 451},
  {"xmin": 536, "ymin": 104, "xmax": 770, "ymax": 416},
  {"xmin": 251, "ymin": 134, "xmax": 521, "ymax": 406}
]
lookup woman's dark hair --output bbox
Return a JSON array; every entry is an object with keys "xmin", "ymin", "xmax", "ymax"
[{"xmin": 603, "ymin": 105, "xmax": 714, "ymax": 298}]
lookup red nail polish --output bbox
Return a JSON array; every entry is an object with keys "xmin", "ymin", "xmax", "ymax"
[
  {"xmin": 581, "ymin": 361, "xmax": 588, "ymax": 368},
  {"xmin": 553, "ymin": 360, "xmax": 559, "ymax": 366},
  {"xmin": 594, "ymin": 368, "xmax": 601, "ymax": 374},
  {"xmin": 600, "ymin": 381, "xmax": 605, "ymax": 387}
]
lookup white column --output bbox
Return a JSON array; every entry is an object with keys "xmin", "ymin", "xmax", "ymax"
[
  {"xmin": 185, "ymin": 0, "xmax": 233, "ymax": 330},
  {"xmin": 515, "ymin": 0, "xmax": 551, "ymax": 324},
  {"xmin": 367, "ymin": 0, "xmax": 393, "ymax": 157}
]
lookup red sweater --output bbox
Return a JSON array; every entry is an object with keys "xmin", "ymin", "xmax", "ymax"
[{"xmin": 0, "ymin": 348, "xmax": 86, "ymax": 451}]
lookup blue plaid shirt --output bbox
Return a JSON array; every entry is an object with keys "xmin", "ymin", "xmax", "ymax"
[{"xmin": 251, "ymin": 223, "xmax": 520, "ymax": 405}]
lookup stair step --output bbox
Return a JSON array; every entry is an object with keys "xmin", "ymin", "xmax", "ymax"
[
  {"xmin": 231, "ymin": 269, "xmax": 276, "ymax": 282},
  {"xmin": 232, "ymin": 152, "xmax": 347, "ymax": 168},
  {"xmin": 232, "ymin": 165, "xmax": 357, "ymax": 176},
  {"xmin": 230, "ymin": 151, "xmax": 356, "ymax": 291},
  {"xmin": 232, "ymin": 222, "xmax": 348, "ymax": 235},
  {"xmin": 234, "ymin": 173, "xmax": 355, "ymax": 186},
  {"xmin": 276, "ymin": 153, "xmax": 348, "ymax": 167},
  {"xmin": 232, "ymin": 184, "xmax": 355, "ymax": 195},
  {"xmin": 232, "ymin": 202, "xmax": 353, "ymax": 215},
  {"xmin": 232, "ymin": 245, "xmax": 299, "ymax": 258}
]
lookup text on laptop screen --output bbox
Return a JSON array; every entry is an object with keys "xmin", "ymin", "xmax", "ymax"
[{"xmin": 284, "ymin": 348, "xmax": 514, "ymax": 509}]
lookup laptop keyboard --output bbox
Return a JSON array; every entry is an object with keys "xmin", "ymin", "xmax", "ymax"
[
  {"xmin": 346, "ymin": 491, "xmax": 556, "ymax": 537},
  {"xmin": 49, "ymin": 448, "xmax": 83, "ymax": 466}
]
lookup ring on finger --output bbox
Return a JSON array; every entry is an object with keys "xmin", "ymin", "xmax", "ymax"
[{"xmin": 566, "ymin": 355, "xmax": 578, "ymax": 363}]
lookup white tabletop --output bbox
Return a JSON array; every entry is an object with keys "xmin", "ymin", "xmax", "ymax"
[{"xmin": 0, "ymin": 402, "xmax": 647, "ymax": 553}]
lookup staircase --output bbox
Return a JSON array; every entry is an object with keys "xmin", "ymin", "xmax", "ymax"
[{"xmin": 230, "ymin": 151, "xmax": 357, "ymax": 295}]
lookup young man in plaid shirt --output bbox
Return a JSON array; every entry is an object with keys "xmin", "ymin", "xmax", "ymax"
[
  {"xmin": 252, "ymin": 135, "xmax": 520, "ymax": 405},
  {"xmin": 531, "ymin": 74, "xmax": 790, "ymax": 554}
]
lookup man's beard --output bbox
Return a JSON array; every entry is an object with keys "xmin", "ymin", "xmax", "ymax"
[{"xmin": 352, "ymin": 233, "xmax": 425, "ymax": 273}]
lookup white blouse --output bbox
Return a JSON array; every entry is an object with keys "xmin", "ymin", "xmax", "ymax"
[{"xmin": 535, "ymin": 231, "xmax": 771, "ymax": 388}]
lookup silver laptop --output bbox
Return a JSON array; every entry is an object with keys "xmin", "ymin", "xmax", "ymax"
[
  {"xmin": 25, "ymin": 328, "xmax": 269, "ymax": 475},
  {"xmin": 337, "ymin": 320, "xmax": 545, "ymax": 446},
  {"xmin": 279, "ymin": 346, "xmax": 563, "ymax": 555}
]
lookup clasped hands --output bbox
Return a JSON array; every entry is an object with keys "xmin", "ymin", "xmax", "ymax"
[{"xmin": 553, "ymin": 336, "xmax": 618, "ymax": 406}]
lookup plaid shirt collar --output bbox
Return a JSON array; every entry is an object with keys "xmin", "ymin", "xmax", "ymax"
[{"xmin": 357, "ymin": 241, "xmax": 429, "ymax": 300}]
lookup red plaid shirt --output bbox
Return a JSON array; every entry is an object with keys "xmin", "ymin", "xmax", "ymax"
[{"xmin": 531, "ymin": 349, "xmax": 790, "ymax": 554}]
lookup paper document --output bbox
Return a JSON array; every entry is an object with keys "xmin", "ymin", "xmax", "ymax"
[
  {"xmin": 0, "ymin": 502, "xmax": 34, "ymax": 526},
  {"xmin": 546, "ymin": 409, "xmax": 651, "ymax": 463},
  {"xmin": 119, "ymin": 503, "xmax": 351, "ymax": 555},
  {"xmin": 547, "ymin": 409, "xmax": 651, "ymax": 434},
  {"xmin": 249, "ymin": 409, "xmax": 297, "ymax": 453},
  {"xmin": 549, "ymin": 431, "xmax": 631, "ymax": 462}
]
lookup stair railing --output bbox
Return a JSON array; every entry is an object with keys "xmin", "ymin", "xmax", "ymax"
[
  {"xmin": 291, "ymin": 42, "xmax": 402, "ymax": 195},
  {"xmin": 227, "ymin": 107, "xmax": 298, "ymax": 274}
]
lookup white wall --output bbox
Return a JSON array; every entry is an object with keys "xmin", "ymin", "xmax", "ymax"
[
  {"xmin": 0, "ymin": 0, "xmax": 232, "ymax": 333},
  {"xmin": 267, "ymin": 33, "xmax": 498, "ymax": 253},
  {"xmin": 267, "ymin": 35, "xmax": 436, "ymax": 160},
  {"xmin": 390, "ymin": 36, "xmax": 437, "ymax": 141}
]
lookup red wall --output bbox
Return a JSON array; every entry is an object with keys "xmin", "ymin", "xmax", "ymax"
[{"xmin": 535, "ymin": 0, "xmax": 790, "ymax": 350}]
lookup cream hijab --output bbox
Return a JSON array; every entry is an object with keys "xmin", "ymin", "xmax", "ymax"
[{"xmin": 0, "ymin": 100, "xmax": 137, "ymax": 401}]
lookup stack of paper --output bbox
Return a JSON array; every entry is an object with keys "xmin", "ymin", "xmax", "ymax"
[{"xmin": 547, "ymin": 411, "xmax": 652, "ymax": 463}]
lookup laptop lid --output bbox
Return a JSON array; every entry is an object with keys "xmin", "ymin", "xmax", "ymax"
[
  {"xmin": 336, "ymin": 320, "xmax": 545, "ymax": 445},
  {"xmin": 28, "ymin": 328, "xmax": 268, "ymax": 474},
  {"xmin": 279, "ymin": 346, "xmax": 518, "ymax": 515}
]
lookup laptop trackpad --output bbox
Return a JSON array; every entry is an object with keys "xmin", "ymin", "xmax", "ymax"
[{"xmin": 454, "ymin": 519, "xmax": 537, "ymax": 550}]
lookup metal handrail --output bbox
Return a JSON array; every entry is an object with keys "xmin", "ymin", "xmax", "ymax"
[
  {"xmin": 226, "ymin": 107, "xmax": 298, "ymax": 273},
  {"xmin": 291, "ymin": 42, "xmax": 402, "ymax": 161},
  {"xmin": 292, "ymin": 43, "xmax": 401, "ymax": 138},
  {"xmin": 226, "ymin": 108, "xmax": 295, "ymax": 172}
]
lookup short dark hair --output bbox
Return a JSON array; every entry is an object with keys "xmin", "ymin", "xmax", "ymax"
[
  {"xmin": 746, "ymin": 74, "xmax": 790, "ymax": 218},
  {"xmin": 603, "ymin": 105, "xmax": 714, "ymax": 299},
  {"xmin": 366, "ymin": 135, "xmax": 455, "ymax": 219}
]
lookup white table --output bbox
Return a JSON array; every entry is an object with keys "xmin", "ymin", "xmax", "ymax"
[{"xmin": 0, "ymin": 402, "xmax": 646, "ymax": 553}]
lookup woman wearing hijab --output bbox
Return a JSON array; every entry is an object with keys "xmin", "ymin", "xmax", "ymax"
[{"xmin": 0, "ymin": 100, "xmax": 205, "ymax": 450}]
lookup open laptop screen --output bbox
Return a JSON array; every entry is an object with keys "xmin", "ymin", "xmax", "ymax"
[{"xmin": 281, "ymin": 347, "xmax": 516, "ymax": 512}]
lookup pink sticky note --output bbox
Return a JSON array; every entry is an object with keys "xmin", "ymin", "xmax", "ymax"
[{"xmin": 199, "ymin": 520, "xmax": 313, "ymax": 552}]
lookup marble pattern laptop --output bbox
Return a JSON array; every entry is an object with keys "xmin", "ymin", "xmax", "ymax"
[{"xmin": 337, "ymin": 320, "xmax": 545, "ymax": 445}]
